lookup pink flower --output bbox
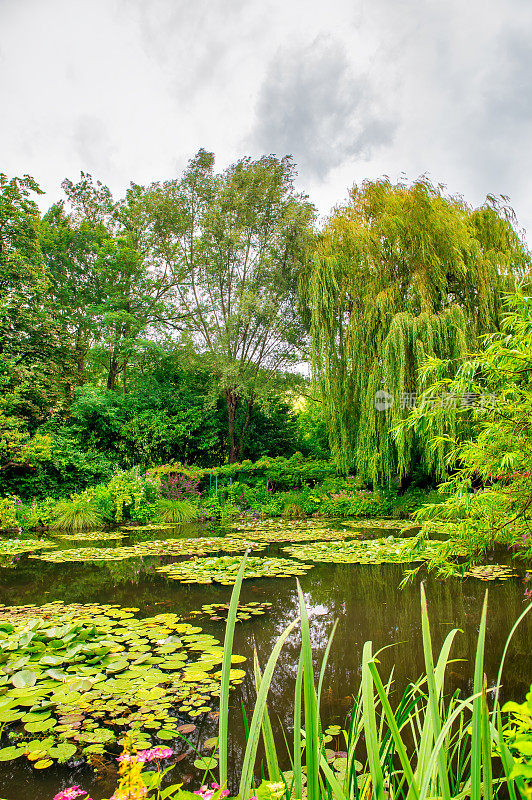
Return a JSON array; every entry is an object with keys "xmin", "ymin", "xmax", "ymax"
[
  {"xmin": 117, "ymin": 752, "xmax": 138, "ymax": 763},
  {"xmin": 146, "ymin": 746, "xmax": 173, "ymax": 760},
  {"xmin": 53, "ymin": 788, "xmax": 88, "ymax": 800},
  {"xmin": 194, "ymin": 783, "xmax": 230, "ymax": 800}
]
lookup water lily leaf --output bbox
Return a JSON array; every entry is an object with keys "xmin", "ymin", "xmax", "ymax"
[
  {"xmin": 203, "ymin": 737, "xmax": 218, "ymax": 749},
  {"xmin": 33, "ymin": 758, "xmax": 53, "ymax": 768},
  {"xmin": 0, "ymin": 745, "xmax": 25, "ymax": 761},
  {"xmin": 12, "ymin": 670, "xmax": 37, "ymax": 688},
  {"xmin": 194, "ymin": 756, "xmax": 218, "ymax": 770},
  {"xmin": 157, "ymin": 555, "xmax": 313, "ymax": 584},
  {"xmin": 25, "ymin": 718, "xmax": 56, "ymax": 733}
]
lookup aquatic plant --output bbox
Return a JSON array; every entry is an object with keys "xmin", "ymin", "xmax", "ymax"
[
  {"xmin": 341, "ymin": 518, "xmax": 420, "ymax": 532},
  {"xmin": 463, "ymin": 564, "xmax": 519, "ymax": 581},
  {"xmin": 0, "ymin": 537, "xmax": 55, "ymax": 556},
  {"xmin": 157, "ymin": 555, "xmax": 313, "ymax": 584},
  {"xmin": 50, "ymin": 493, "xmax": 103, "ymax": 531},
  {"xmin": 199, "ymin": 602, "xmax": 272, "ymax": 622},
  {"xmin": 232, "ymin": 525, "xmax": 362, "ymax": 544},
  {"xmin": 212, "ymin": 556, "xmax": 532, "ymax": 800},
  {"xmin": 282, "ymin": 536, "xmax": 448, "ymax": 564},
  {"xmin": 30, "ymin": 537, "xmax": 262, "ymax": 562},
  {"xmin": 56, "ymin": 531, "xmax": 124, "ymax": 541},
  {"xmin": 0, "ymin": 601, "xmax": 246, "ymax": 768}
]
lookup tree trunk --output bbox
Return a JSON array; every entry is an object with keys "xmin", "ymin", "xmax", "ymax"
[
  {"xmin": 107, "ymin": 356, "xmax": 119, "ymax": 391},
  {"xmin": 238, "ymin": 394, "xmax": 255, "ymax": 461},
  {"xmin": 225, "ymin": 388, "xmax": 240, "ymax": 463}
]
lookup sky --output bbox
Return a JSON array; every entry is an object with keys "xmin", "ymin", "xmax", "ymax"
[{"xmin": 1, "ymin": 0, "xmax": 532, "ymax": 233}]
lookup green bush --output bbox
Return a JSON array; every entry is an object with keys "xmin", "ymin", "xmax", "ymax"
[{"xmin": 0, "ymin": 496, "xmax": 19, "ymax": 529}]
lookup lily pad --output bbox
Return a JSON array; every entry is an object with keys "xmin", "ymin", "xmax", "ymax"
[
  {"xmin": 283, "ymin": 537, "xmax": 449, "ymax": 565},
  {"xmin": 0, "ymin": 538, "xmax": 56, "ymax": 556},
  {"xmin": 462, "ymin": 564, "xmax": 518, "ymax": 581},
  {"xmin": 0, "ymin": 601, "xmax": 246, "ymax": 767},
  {"xmin": 157, "ymin": 555, "xmax": 313, "ymax": 584},
  {"xmin": 30, "ymin": 537, "xmax": 263, "ymax": 563}
]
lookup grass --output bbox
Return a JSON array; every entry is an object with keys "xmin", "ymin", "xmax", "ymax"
[
  {"xmin": 157, "ymin": 498, "xmax": 198, "ymax": 523},
  {"xmin": 214, "ymin": 568, "xmax": 532, "ymax": 800},
  {"xmin": 50, "ymin": 493, "xmax": 103, "ymax": 531},
  {"xmin": 93, "ymin": 561, "xmax": 532, "ymax": 799}
]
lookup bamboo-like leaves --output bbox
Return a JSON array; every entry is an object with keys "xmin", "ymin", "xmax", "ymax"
[
  {"xmin": 296, "ymin": 579, "xmax": 320, "ymax": 800},
  {"xmin": 218, "ymin": 550, "xmax": 248, "ymax": 787}
]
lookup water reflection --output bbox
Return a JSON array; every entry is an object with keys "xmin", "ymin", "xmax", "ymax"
[{"xmin": 0, "ymin": 524, "xmax": 530, "ymax": 799}]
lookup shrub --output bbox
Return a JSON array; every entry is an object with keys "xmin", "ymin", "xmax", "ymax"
[{"xmin": 0, "ymin": 496, "xmax": 19, "ymax": 530}]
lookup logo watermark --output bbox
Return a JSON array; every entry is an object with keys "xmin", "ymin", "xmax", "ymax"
[{"xmin": 374, "ymin": 390, "xmax": 497, "ymax": 411}]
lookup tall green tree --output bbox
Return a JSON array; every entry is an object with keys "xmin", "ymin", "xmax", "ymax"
[
  {"xmin": 142, "ymin": 150, "xmax": 315, "ymax": 461},
  {"xmin": 0, "ymin": 173, "xmax": 71, "ymax": 472},
  {"xmin": 306, "ymin": 177, "xmax": 530, "ymax": 483},
  {"xmin": 397, "ymin": 288, "xmax": 532, "ymax": 570},
  {"xmin": 42, "ymin": 174, "xmax": 177, "ymax": 392}
]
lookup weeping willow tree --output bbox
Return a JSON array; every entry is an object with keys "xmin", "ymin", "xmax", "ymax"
[{"xmin": 307, "ymin": 177, "xmax": 530, "ymax": 483}]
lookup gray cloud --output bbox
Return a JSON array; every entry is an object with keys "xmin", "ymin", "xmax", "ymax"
[
  {"xmin": 2, "ymin": 0, "xmax": 532, "ymax": 238},
  {"xmin": 249, "ymin": 36, "xmax": 396, "ymax": 180}
]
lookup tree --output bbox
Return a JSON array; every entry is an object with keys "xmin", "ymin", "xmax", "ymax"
[
  {"xmin": 396, "ymin": 288, "xmax": 532, "ymax": 571},
  {"xmin": 141, "ymin": 150, "xmax": 315, "ymax": 461},
  {"xmin": 0, "ymin": 173, "xmax": 71, "ymax": 472},
  {"xmin": 43, "ymin": 173, "xmax": 178, "ymax": 392},
  {"xmin": 306, "ymin": 177, "xmax": 530, "ymax": 483}
]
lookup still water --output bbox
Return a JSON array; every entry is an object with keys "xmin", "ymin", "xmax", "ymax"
[{"xmin": 0, "ymin": 521, "xmax": 530, "ymax": 800}]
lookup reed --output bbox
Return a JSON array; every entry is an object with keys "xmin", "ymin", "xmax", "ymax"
[{"xmin": 215, "ymin": 562, "xmax": 532, "ymax": 800}]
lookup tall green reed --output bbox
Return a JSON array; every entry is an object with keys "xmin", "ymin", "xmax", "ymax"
[{"xmin": 217, "ymin": 556, "xmax": 532, "ymax": 799}]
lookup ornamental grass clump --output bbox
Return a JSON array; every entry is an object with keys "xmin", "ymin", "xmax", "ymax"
[
  {"xmin": 50, "ymin": 492, "xmax": 103, "ymax": 531},
  {"xmin": 157, "ymin": 498, "xmax": 199, "ymax": 524}
]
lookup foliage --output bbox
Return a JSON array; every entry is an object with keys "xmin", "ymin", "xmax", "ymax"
[
  {"xmin": 0, "ymin": 496, "xmax": 19, "ymax": 529},
  {"xmin": 398, "ymin": 289, "xmax": 532, "ymax": 575},
  {"xmin": 0, "ymin": 601, "xmax": 246, "ymax": 768},
  {"xmin": 0, "ymin": 538, "xmax": 55, "ymax": 555},
  {"xmin": 0, "ymin": 174, "xmax": 73, "ymax": 478},
  {"xmin": 306, "ymin": 177, "xmax": 530, "ymax": 482},
  {"xmin": 157, "ymin": 555, "xmax": 313, "ymax": 584},
  {"xmin": 157, "ymin": 498, "xmax": 198, "ymax": 524},
  {"xmin": 503, "ymin": 684, "xmax": 532, "ymax": 790},
  {"xmin": 210, "ymin": 561, "xmax": 532, "ymax": 800},
  {"xmin": 141, "ymin": 150, "xmax": 315, "ymax": 462},
  {"xmin": 50, "ymin": 492, "xmax": 103, "ymax": 531},
  {"xmin": 31, "ymin": 537, "xmax": 261, "ymax": 563},
  {"xmin": 283, "ymin": 535, "xmax": 450, "ymax": 564}
]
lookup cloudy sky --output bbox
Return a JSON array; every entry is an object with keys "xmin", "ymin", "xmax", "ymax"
[{"xmin": 1, "ymin": 0, "xmax": 531, "ymax": 232}]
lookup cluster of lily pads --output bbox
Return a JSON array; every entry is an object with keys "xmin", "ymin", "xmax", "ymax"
[
  {"xmin": 341, "ymin": 519, "xmax": 420, "ymax": 532},
  {"xmin": 231, "ymin": 527, "xmax": 362, "ymax": 544},
  {"xmin": 0, "ymin": 601, "xmax": 246, "ymax": 768},
  {"xmin": 157, "ymin": 555, "xmax": 313, "ymax": 584},
  {"xmin": 30, "ymin": 537, "xmax": 262, "ymax": 563},
  {"xmin": 462, "ymin": 564, "xmax": 518, "ymax": 581},
  {"xmin": 282, "ymin": 537, "xmax": 448, "ymax": 565},
  {"xmin": 0, "ymin": 538, "xmax": 55, "ymax": 556},
  {"xmin": 231, "ymin": 518, "xmax": 332, "ymax": 532},
  {"xmin": 198, "ymin": 602, "xmax": 273, "ymax": 622},
  {"xmin": 119, "ymin": 524, "xmax": 179, "ymax": 532},
  {"xmin": 56, "ymin": 531, "xmax": 124, "ymax": 541}
]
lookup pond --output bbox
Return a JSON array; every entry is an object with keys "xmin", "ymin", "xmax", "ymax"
[{"xmin": 0, "ymin": 520, "xmax": 530, "ymax": 800}]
